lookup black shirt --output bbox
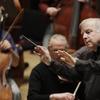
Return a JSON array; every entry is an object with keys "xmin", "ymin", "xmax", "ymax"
[{"xmin": 27, "ymin": 62, "xmax": 77, "ymax": 100}]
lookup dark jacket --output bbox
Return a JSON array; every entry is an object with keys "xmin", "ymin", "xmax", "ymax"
[
  {"xmin": 27, "ymin": 62, "xmax": 78, "ymax": 100},
  {"xmin": 53, "ymin": 46, "xmax": 100, "ymax": 100},
  {"xmin": 74, "ymin": 46, "xmax": 100, "ymax": 100}
]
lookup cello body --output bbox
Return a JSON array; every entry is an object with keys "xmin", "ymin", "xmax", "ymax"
[{"xmin": 0, "ymin": 52, "xmax": 13, "ymax": 100}]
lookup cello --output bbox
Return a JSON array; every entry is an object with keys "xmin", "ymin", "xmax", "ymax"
[{"xmin": 53, "ymin": 0, "xmax": 74, "ymax": 40}]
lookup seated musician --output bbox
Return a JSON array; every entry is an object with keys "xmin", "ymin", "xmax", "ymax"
[
  {"xmin": 27, "ymin": 34, "xmax": 77, "ymax": 100},
  {"xmin": 0, "ymin": 6, "xmax": 21, "ymax": 100}
]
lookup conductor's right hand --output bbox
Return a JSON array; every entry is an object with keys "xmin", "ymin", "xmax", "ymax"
[{"xmin": 34, "ymin": 46, "xmax": 51, "ymax": 65}]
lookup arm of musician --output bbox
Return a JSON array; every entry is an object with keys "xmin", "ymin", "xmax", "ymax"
[
  {"xmin": 49, "ymin": 92, "xmax": 75, "ymax": 100},
  {"xmin": 46, "ymin": 7, "xmax": 61, "ymax": 17},
  {"xmin": 78, "ymin": 0, "xmax": 88, "ymax": 3},
  {"xmin": 34, "ymin": 46, "xmax": 52, "ymax": 65},
  {"xmin": 39, "ymin": 2, "xmax": 61, "ymax": 16},
  {"xmin": 13, "ymin": 0, "xmax": 22, "ymax": 11},
  {"xmin": 38, "ymin": 2, "xmax": 48, "ymax": 13}
]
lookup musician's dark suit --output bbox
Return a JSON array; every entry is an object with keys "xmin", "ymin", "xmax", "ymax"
[{"xmin": 27, "ymin": 62, "xmax": 78, "ymax": 100}]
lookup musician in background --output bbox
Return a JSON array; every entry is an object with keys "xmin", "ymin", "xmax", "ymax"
[
  {"xmin": 38, "ymin": 0, "xmax": 89, "ymax": 47},
  {"xmin": 0, "ymin": 6, "xmax": 21, "ymax": 100},
  {"xmin": 38, "ymin": 0, "xmax": 66, "ymax": 47},
  {"xmin": 28, "ymin": 0, "xmax": 39, "ymax": 10},
  {"xmin": 27, "ymin": 34, "xmax": 77, "ymax": 100},
  {"xmin": 0, "ymin": 6, "xmax": 19, "ymax": 67}
]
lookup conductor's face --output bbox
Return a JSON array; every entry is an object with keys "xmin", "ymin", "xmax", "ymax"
[{"xmin": 81, "ymin": 25, "xmax": 98, "ymax": 50}]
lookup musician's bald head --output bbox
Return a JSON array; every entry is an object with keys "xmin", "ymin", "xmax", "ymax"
[
  {"xmin": 48, "ymin": 34, "xmax": 69, "ymax": 49},
  {"xmin": 48, "ymin": 34, "xmax": 69, "ymax": 59}
]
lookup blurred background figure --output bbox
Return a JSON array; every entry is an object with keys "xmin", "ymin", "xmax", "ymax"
[
  {"xmin": 0, "ymin": 5, "xmax": 21, "ymax": 100},
  {"xmin": 27, "ymin": 34, "xmax": 77, "ymax": 100}
]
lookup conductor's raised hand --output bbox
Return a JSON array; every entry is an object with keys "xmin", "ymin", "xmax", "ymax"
[
  {"xmin": 34, "ymin": 46, "xmax": 51, "ymax": 65},
  {"xmin": 56, "ymin": 50, "xmax": 77, "ymax": 67}
]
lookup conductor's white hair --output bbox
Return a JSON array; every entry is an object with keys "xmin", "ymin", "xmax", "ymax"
[{"xmin": 79, "ymin": 18, "xmax": 100, "ymax": 32}]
